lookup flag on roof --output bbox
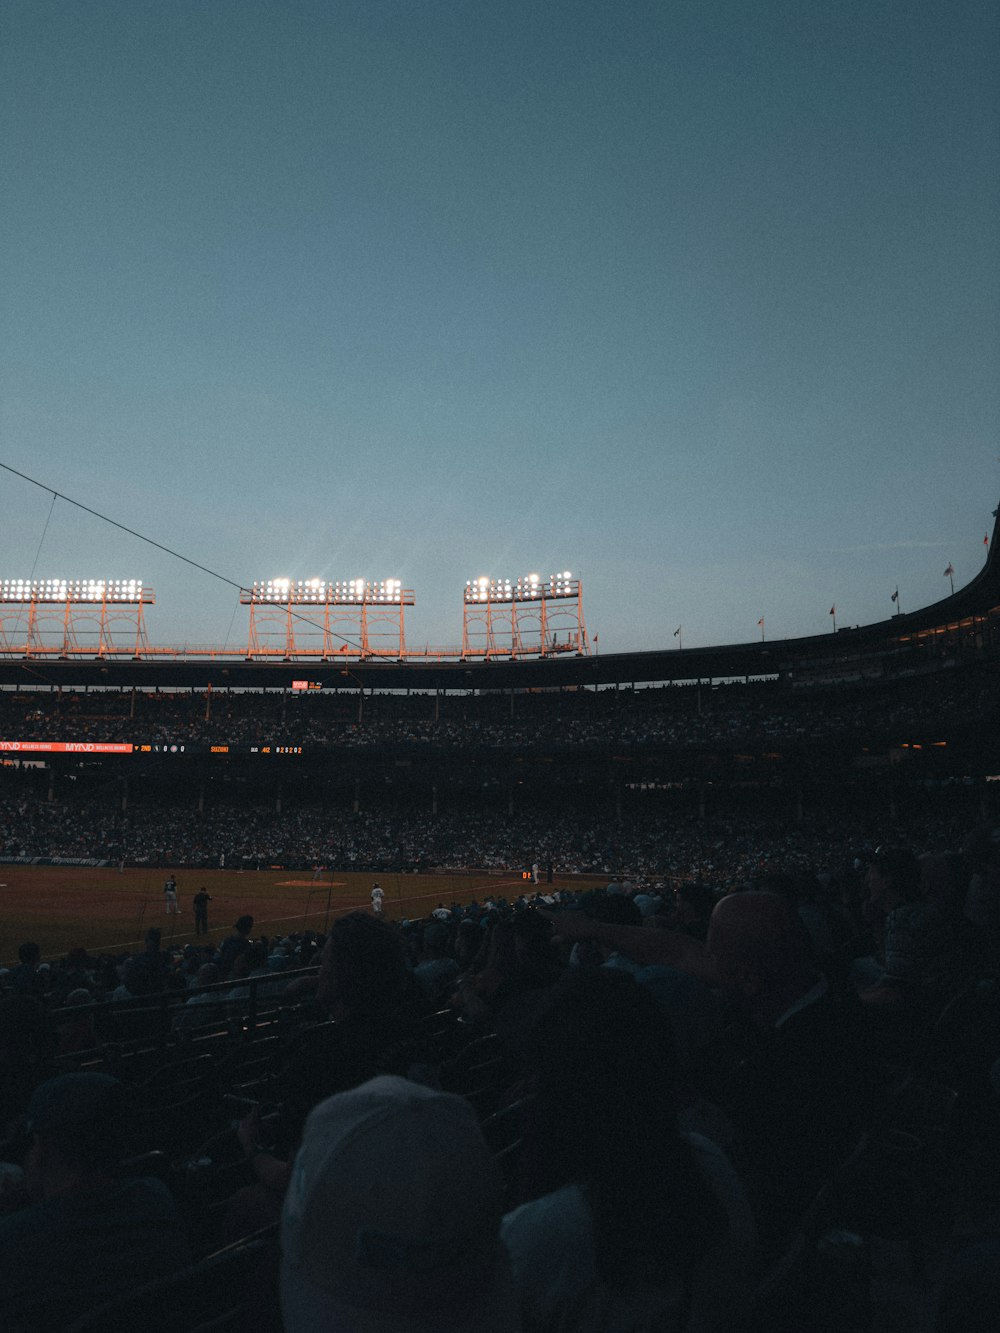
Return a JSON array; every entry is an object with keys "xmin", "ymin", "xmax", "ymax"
[
  {"xmin": 757, "ymin": 617, "xmax": 764, "ymax": 627},
  {"xmin": 829, "ymin": 605, "xmax": 836, "ymax": 616},
  {"xmin": 943, "ymin": 563, "xmax": 954, "ymax": 578},
  {"xmin": 673, "ymin": 626, "xmax": 681, "ymax": 636},
  {"xmin": 891, "ymin": 588, "xmax": 898, "ymax": 602}
]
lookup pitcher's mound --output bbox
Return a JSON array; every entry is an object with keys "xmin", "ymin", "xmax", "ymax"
[{"xmin": 277, "ymin": 880, "xmax": 347, "ymax": 888}]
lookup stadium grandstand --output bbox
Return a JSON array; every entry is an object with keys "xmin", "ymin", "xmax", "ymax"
[
  {"xmin": 0, "ymin": 508, "xmax": 998, "ymax": 1331},
  {"xmin": 1, "ymin": 501, "xmax": 999, "ymax": 873}
]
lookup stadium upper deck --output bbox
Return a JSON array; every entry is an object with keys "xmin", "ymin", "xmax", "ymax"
[{"xmin": 1, "ymin": 505, "xmax": 998, "ymax": 694}]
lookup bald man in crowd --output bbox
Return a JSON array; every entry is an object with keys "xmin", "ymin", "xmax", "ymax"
[
  {"xmin": 543, "ymin": 891, "xmax": 876, "ymax": 1250},
  {"xmin": 705, "ymin": 893, "xmax": 875, "ymax": 1237}
]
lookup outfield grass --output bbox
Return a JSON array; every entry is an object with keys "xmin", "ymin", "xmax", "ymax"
[{"xmin": 0, "ymin": 865, "xmax": 581, "ymax": 963}]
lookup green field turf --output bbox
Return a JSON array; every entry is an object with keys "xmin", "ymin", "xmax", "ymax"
[{"xmin": 0, "ymin": 865, "xmax": 581, "ymax": 963}]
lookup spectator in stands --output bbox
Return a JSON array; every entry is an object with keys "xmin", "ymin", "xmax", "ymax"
[
  {"xmin": 632, "ymin": 883, "xmax": 665, "ymax": 917},
  {"xmin": 50, "ymin": 947, "xmax": 94, "ymax": 1006},
  {"xmin": 110, "ymin": 960, "xmax": 152, "ymax": 1002},
  {"xmin": 55, "ymin": 989, "xmax": 97, "ymax": 1056},
  {"xmin": 177, "ymin": 943, "xmax": 204, "ymax": 986},
  {"xmin": 316, "ymin": 911, "xmax": 411, "ymax": 1023},
  {"xmin": 130, "ymin": 927, "xmax": 171, "ymax": 990},
  {"xmin": 0, "ymin": 1073, "xmax": 191, "ymax": 1328},
  {"xmin": 172, "ymin": 963, "xmax": 223, "ymax": 1031},
  {"xmin": 280, "ymin": 1074, "xmax": 520, "ymax": 1332},
  {"xmin": 502, "ymin": 968, "xmax": 755, "ymax": 1331},
  {"xmin": 8, "ymin": 943, "xmax": 46, "ymax": 999},
  {"xmin": 706, "ymin": 890, "xmax": 875, "ymax": 1252},
  {"xmin": 460, "ymin": 917, "xmax": 517, "ymax": 1006},
  {"xmin": 454, "ymin": 918, "xmax": 482, "ymax": 973},
  {"xmin": 665, "ymin": 882, "xmax": 716, "ymax": 940},
  {"xmin": 224, "ymin": 913, "xmax": 419, "ymax": 1242},
  {"xmin": 855, "ymin": 845, "xmax": 953, "ymax": 1008},
  {"xmin": 227, "ymin": 942, "xmax": 287, "ymax": 1013},
  {"xmin": 217, "ymin": 915, "xmax": 254, "ymax": 978},
  {"xmin": 453, "ymin": 913, "xmax": 556, "ymax": 1030},
  {"xmin": 411, "ymin": 922, "xmax": 459, "ymax": 1000}
]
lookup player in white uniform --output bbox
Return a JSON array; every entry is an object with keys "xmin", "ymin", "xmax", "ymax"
[{"xmin": 370, "ymin": 882, "xmax": 385, "ymax": 916}]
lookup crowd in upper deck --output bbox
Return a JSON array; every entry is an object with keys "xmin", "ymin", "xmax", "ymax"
[{"xmin": 0, "ymin": 662, "xmax": 994, "ymax": 752}]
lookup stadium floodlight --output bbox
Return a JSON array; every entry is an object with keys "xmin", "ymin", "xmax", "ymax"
[
  {"xmin": 463, "ymin": 571, "xmax": 580, "ymax": 605},
  {"xmin": 333, "ymin": 578, "xmax": 411, "ymax": 606},
  {"xmin": 0, "ymin": 578, "xmax": 151, "ymax": 604},
  {"xmin": 242, "ymin": 579, "xmax": 413, "ymax": 606}
]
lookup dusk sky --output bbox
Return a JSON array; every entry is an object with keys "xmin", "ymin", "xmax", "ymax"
[{"xmin": 2, "ymin": 1, "xmax": 997, "ymax": 657}]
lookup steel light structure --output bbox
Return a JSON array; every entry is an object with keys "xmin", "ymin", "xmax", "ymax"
[
  {"xmin": 0, "ymin": 578, "xmax": 153, "ymax": 657},
  {"xmin": 461, "ymin": 571, "xmax": 588, "ymax": 659},
  {"xmin": 241, "ymin": 579, "xmax": 414, "ymax": 659}
]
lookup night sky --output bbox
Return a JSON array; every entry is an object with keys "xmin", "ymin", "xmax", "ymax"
[{"xmin": 2, "ymin": 1, "xmax": 997, "ymax": 654}]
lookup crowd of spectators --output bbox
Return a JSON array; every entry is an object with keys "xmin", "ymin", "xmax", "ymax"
[
  {"xmin": 0, "ymin": 660, "xmax": 998, "ymax": 1327},
  {"xmin": 0, "ymin": 810, "xmax": 998, "ymax": 1328},
  {"xmin": 0, "ymin": 662, "xmax": 994, "ymax": 752},
  {"xmin": 0, "ymin": 774, "xmax": 976, "ymax": 884}
]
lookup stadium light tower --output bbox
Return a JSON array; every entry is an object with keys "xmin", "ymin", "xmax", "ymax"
[
  {"xmin": 0, "ymin": 578, "xmax": 153, "ymax": 658},
  {"xmin": 461, "ymin": 571, "xmax": 589, "ymax": 659},
  {"xmin": 241, "ymin": 579, "xmax": 415, "ymax": 659}
]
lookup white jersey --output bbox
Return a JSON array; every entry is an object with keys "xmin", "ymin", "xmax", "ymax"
[{"xmin": 370, "ymin": 886, "xmax": 385, "ymax": 914}]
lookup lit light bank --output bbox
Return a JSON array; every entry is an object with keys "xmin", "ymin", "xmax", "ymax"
[
  {"xmin": 0, "ymin": 578, "xmax": 149, "ymax": 603},
  {"xmin": 463, "ymin": 571, "xmax": 578, "ymax": 604},
  {"xmin": 244, "ymin": 579, "xmax": 413, "ymax": 605}
]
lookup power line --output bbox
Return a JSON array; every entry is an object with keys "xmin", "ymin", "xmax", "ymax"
[
  {"xmin": 1, "ymin": 461, "xmax": 248, "ymax": 593},
  {"xmin": 0, "ymin": 461, "xmax": 359, "ymax": 650}
]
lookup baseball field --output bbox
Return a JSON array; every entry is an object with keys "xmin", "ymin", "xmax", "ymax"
[{"xmin": 0, "ymin": 865, "xmax": 578, "ymax": 964}]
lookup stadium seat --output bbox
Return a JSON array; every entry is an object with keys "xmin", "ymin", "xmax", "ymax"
[{"xmin": 61, "ymin": 1224, "xmax": 281, "ymax": 1333}]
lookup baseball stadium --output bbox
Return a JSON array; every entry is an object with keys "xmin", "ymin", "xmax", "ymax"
[
  {"xmin": 0, "ymin": 503, "xmax": 998, "ymax": 1328},
  {"xmin": 2, "ymin": 3, "xmax": 996, "ymax": 1322}
]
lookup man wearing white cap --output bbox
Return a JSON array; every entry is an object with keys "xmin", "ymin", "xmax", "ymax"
[{"xmin": 280, "ymin": 1074, "xmax": 521, "ymax": 1332}]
